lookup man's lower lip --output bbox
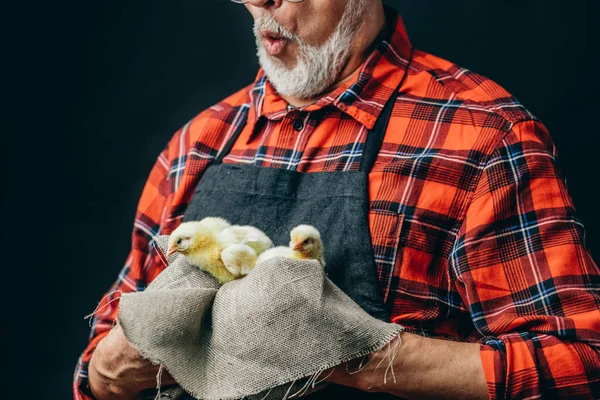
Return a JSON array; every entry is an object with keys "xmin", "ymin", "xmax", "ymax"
[{"xmin": 263, "ymin": 37, "xmax": 287, "ymax": 56}]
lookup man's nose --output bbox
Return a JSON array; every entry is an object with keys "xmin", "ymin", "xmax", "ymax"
[{"xmin": 245, "ymin": 0, "xmax": 284, "ymax": 9}]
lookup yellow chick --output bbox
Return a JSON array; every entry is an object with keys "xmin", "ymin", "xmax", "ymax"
[
  {"xmin": 167, "ymin": 218, "xmax": 236, "ymax": 284},
  {"xmin": 195, "ymin": 217, "xmax": 231, "ymax": 234},
  {"xmin": 289, "ymin": 225, "xmax": 325, "ymax": 266},
  {"xmin": 218, "ymin": 224, "xmax": 273, "ymax": 276},
  {"xmin": 167, "ymin": 217, "xmax": 273, "ymax": 284},
  {"xmin": 256, "ymin": 225, "xmax": 325, "ymax": 267},
  {"xmin": 219, "ymin": 225, "xmax": 274, "ymax": 256},
  {"xmin": 220, "ymin": 244, "xmax": 259, "ymax": 277}
]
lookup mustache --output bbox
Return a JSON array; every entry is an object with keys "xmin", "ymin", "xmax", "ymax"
[{"xmin": 253, "ymin": 14, "xmax": 298, "ymax": 42}]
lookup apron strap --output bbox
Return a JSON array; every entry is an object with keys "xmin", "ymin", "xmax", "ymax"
[
  {"xmin": 214, "ymin": 108, "xmax": 251, "ymax": 165},
  {"xmin": 358, "ymin": 47, "xmax": 414, "ymax": 173}
]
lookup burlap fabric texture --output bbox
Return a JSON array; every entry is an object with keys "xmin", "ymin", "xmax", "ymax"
[{"xmin": 117, "ymin": 235, "xmax": 404, "ymax": 400}]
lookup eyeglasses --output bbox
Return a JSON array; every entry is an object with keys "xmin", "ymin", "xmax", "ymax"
[{"xmin": 231, "ymin": 0, "xmax": 304, "ymax": 3}]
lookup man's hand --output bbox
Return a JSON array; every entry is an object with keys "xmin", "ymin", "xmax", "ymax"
[
  {"xmin": 325, "ymin": 332, "xmax": 489, "ymax": 400},
  {"xmin": 88, "ymin": 324, "xmax": 176, "ymax": 400}
]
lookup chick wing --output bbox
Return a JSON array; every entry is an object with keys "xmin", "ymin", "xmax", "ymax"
[
  {"xmin": 221, "ymin": 244, "xmax": 258, "ymax": 277},
  {"xmin": 255, "ymin": 246, "xmax": 294, "ymax": 265},
  {"xmin": 218, "ymin": 225, "xmax": 273, "ymax": 255}
]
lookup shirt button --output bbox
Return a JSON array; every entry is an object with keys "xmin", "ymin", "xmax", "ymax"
[{"xmin": 292, "ymin": 119, "xmax": 304, "ymax": 131}]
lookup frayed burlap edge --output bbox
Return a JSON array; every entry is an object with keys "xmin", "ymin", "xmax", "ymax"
[{"xmin": 119, "ymin": 315, "xmax": 403, "ymax": 400}]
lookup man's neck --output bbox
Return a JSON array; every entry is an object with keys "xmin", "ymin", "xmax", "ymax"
[{"xmin": 281, "ymin": 3, "xmax": 387, "ymax": 108}]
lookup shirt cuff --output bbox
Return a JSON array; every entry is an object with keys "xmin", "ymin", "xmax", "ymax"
[
  {"xmin": 73, "ymin": 331, "xmax": 111, "ymax": 400},
  {"xmin": 480, "ymin": 343, "xmax": 507, "ymax": 400}
]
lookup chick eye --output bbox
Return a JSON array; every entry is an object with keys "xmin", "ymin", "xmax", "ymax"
[
  {"xmin": 176, "ymin": 238, "xmax": 182, "ymax": 245},
  {"xmin": 302, "ymin": 238, "xmax": 310, "ymax": 245}
]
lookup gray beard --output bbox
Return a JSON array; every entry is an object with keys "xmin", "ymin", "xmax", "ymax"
[{"xmin": 253, "ymin": 0, "xmax": 366, "ymax": 100}]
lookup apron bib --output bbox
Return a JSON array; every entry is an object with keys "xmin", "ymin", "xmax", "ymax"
[{"xmin": 180, "ymin": 69, "xmax": 409, "ymax": 399}]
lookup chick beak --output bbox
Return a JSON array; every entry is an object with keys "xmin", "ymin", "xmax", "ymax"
[
  {"xmin": 166, "ymin": 246, "xmax": 178, "ymax": 257},
  {"xmin": 291, "ymin": 242, "xmax": 303, "ymax": 251}
]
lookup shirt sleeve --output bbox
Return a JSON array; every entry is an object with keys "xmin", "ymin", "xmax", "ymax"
[
  {"xmin": 73, "ymin": 128, "xmax": 185, "ymax": 399},
  {"xmin": 449, "ymin": 120, "xmax": 600, "ymax": 399}
]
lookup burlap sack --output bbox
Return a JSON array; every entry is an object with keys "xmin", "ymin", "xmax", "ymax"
[{"xmin": 118, "ymin": 236, "xmax": 403, "ymax": 400}]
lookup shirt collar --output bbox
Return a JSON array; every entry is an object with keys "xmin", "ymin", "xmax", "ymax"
[{"xmin": 248, "ymin": 7, "xmax": 413, "ymax": 130}]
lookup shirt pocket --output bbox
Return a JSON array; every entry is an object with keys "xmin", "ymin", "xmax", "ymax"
[{"xmin": 368, "ymin": 209, "xmax": 405, "ymax": 304}]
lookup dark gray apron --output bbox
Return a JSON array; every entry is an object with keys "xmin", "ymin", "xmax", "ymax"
[{"xmin": 178, "ymin": 69, "xmax": 409, "ymax": 399}]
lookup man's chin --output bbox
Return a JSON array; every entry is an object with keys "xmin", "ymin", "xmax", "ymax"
[
  {"xmin": 258, "ymin": 48, "xmax": 335, "ymax": 99},
  {"xmin": 259, "ymin": 51, "xmax": 296, "ymax": 75},
  {"xmin": 261, "ymin": 47, "xmax": 299, "ymax": 69}
]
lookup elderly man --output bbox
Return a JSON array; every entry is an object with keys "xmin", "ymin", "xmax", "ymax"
[{"xmin": 74, "ymin": 0, "xmax": 600, "ymax": 399}]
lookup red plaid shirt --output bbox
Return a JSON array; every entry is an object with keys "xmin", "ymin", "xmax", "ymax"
[{"xmin": 75, "ymin": 9, "xmax": 600, "ymax": 399}]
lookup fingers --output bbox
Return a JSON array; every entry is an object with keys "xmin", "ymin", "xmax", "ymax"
[{"xmin": 89, "ymin": 324, "xmax": 179, "ymax": 398}]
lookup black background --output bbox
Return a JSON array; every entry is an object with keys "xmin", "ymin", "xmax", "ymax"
[{"xmin": 4, "ymin": 0, "xmax": 598, "ymax": 397}]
